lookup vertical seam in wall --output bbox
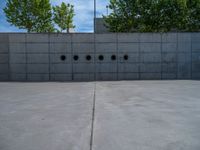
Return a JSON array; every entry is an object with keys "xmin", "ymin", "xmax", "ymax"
[
  {"xmin": 71, "ymin": 34, "xmax": 74, "ymax": 81},
  {"xmin": 161, "ymin": 34, "xmax": 163, "ymax": 80},
  {"xmin": 176, "ymin": 32, "xmax": 178, "ymax": 79},
  {"xmin": 8, "ymin": 34, "xmax": 10, "ymax": 81},
  {"xmin": 94, "ymin": 33, "xmax": 96, "ymax": 81},
  {"xmin": 190, "ymin": 33, "xmax": 192, "ymax": 79},
  {"xmin": 139, "ymin": 33, "xmax": 141, "ymax": 80},
  {"xmin": 25, "ymin": 34, "xmax": 28, "ymax": 81},
  {"xmin": 48, "ymin": 34, "xmax": 50, "ymax": 81},
  {"xmin": 116, "ymin": 33, "xmax": 119, "ymax": 80}
]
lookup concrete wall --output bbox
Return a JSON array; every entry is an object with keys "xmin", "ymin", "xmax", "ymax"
[
  {"xmin": 0, "ymin": 33, "xmax": 199, "ymax": 81},
  {"xmin": 95, "ymin": 18, "xmax": 109, "ymax": 33}
]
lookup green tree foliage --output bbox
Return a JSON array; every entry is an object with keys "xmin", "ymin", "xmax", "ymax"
[
  {"xmin": 53, "ymin": 2, "xmax": 75, "ymax": 33},
  {"xmin": 4, "ymin": 0, "xmax": 54, "ymax": 32},
  {"xmin": 186, "ymin": 0, "xmax": 200, "ymax": 31},
  {"xmin": 104, "ymin": 0, "xmax": 200, "ymax": 32}
]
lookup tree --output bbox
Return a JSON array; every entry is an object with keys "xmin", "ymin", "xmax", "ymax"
[
  {"xmin": 186, "ymin": 0, "xmax": 200, "ymax": 31},
  {"xmin": 53, "ymin": 2, "xmax": 75, "ymax": 33},
  {"xmin": 4, "ymin": 0, "xmax": 54, "ymax": 32},
  {"xmin": 104, "ymin": 0, "xmax": 199, "ymax": 32},
  {"xmin": 103, "ymin": 0, "xmax": 139, "ymax": 32}
]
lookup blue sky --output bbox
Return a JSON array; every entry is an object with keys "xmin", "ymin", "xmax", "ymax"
[{"xmin": 0, "ymin": 0, "xmax": 109, "ymax": 32}]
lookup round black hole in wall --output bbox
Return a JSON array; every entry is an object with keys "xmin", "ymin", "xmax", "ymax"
[
  {"xmin": 111, "ymin": 55, "xmax": 116, "ymax": 61},
  {"xmin": 124, "ymin": 55, "xmax": 129, "ymax": 60},
  {"xmin": 86, "ymin": 55, "xmax": 92, "ymax": 61},
  {"xmin": 99, "ymin": 55, "xmax": 104, "ymax": 61},
  {"xmin": 60, "ymin": 55, "xmax": 66, "ymax": 61},
  {"xmin": 73, "ymin": 55, "xmax": 79, "ymax": 61}
]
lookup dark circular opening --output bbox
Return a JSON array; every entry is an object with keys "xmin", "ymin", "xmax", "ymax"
[
  {"xmin": 99, "ymin": 55, "xmax": 104, "ymax": 61},
  {"xmin": 124, "ymin": 55, "xmax": 129, "ymax": 60},
  {"xmin": 60, "ymin": 55, "xmax": 66, "ymax": 61},
  {"xmin": 111, "ymin": 55, "xmax": 116, "ymax": 61},
  {"xmin": 73, "ymin": 55, "xmax": 79, "ymax": 61},
  {"xmin": 86, "ymin": 55, "xmax": 92, "ymax": 61}
]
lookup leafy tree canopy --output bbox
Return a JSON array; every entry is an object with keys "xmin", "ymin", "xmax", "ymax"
[
  {"xmin": 104, "ymin": 0, "xmax": 200, "ymax": 32},
  {"xmin": 4, "ymin": 0, "xmax": 54, "ymax": 32},
  {"xmin": 53, "ymin": 2, "xmax": 75, "ymax": 33}
]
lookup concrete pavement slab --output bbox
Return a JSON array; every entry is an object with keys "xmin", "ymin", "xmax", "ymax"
[
  {"xmin": 0, "ymin": 82, "xmax": 94, "ymax": 150},
  {"xmin": 93, "ymin": 81, "xmax": 200, "ymax": 150}
]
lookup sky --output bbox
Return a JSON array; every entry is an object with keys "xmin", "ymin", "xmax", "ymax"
[{"xmin": 0, "ymin": 0, "xmax": 109, "ymax": 32}]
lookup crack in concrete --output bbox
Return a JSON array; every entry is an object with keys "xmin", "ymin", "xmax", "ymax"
[{"xmin": 90, "ymin": 82, "xmax": 96, "ymax": 150}]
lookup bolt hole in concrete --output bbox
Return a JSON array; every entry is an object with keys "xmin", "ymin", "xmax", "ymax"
[
  {"xmin": 124, "ymin": 54, "xmax": 129, "ymax": 60},
  {"xmin": 111, "ymin": 55, "xmax": 116, "ymax": 61},
  {"xmin": 73, "ymin": 55, "xmax": 79, "ymax": 61},
  {"xmin": 60, "ymin": 55, "xmax": 66, "ymax": 61},
  {"xmin": 86, "ymin": 55, "xmax": 92, "ymax": 61},
  {"xmin": 99, "ymin": 55, "xmax": 104, "ymax": 61}
]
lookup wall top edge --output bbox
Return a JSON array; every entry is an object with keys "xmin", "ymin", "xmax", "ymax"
[{"xmin": 0, "ymin": 32, "xmax": 200, "ymax": 34}]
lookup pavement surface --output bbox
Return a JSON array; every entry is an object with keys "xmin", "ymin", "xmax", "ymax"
[{"xmin": 0, "ymin": 81, "xmax": 200, "ymax": 150}]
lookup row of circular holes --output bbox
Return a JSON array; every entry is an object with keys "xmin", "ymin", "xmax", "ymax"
[{"xmin": 60, "ymin": 55, "xmax": 129, "ymax": 61}]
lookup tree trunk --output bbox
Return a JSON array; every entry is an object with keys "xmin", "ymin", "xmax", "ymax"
[{"xmin": 67, "ymin": 28, "xmax": 69, "ymax": 33}]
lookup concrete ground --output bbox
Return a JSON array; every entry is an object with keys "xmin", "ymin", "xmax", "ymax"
[{"xmin": 0, "ymin": 81, "xmax": 200, "ymax": 150}]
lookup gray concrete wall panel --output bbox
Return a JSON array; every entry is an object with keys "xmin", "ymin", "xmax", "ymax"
[
  {"xmin": 0, "ymin": 64, "xmax": 9, "ymax": 73},
  {"xmin": 140, "ymin": 73, "xmax": 161, "ymax": 80},
  {"xmin": 26, "ymin": 34, "xmax": 48, "ymax": 43},
  {"xmin": 95, "ymin": 34, "xmax": 117, "ymax": 43},
  {"xmin": 50, "ymin": 64, "xmax": 72, "ymax": 74},
  {"xmin": 27, "ymin": 54, "xmax": 49, "ymax": 64},
  {"xmin": 118, "ymin": 33, "xmax": 139, "ymax": 43},
  {"xmin": 0, "ymin": 43, "xmax": 9, "ymax": 53},
  {"xmin": 9, "ymin": 43, "xmax": 26, "ymax": 53},
  {"xmin": 140, "ymin": 43, "xmax": 161, "ymax": 53},
  {"xmin": 27, "ymin": 43, "xmax": 49, "ymax": 53},
  {"xmin": 10, "ymin": 74, "xmax": 26, "ymax": 81},
  {"xmin": 27, "ymin": 74, "xmax": 49, "ymax": 81},
  {"xmin": 10, "ymin": 54, "xmax": 26, "ymax": 64},
  {"xmin": 73, "ymin": 43, "xmax": 94, "ymax": 53},
  {"xmin": 96, "ymin": 73, "xmax": 117, "ymax": 81},
  {"xmin": 27, "ymin": 64, "xmax": 49, "ymax": 74},
  {"xmin": 72, "ymin": 34, "xmax": 94, "ymax": 43},
  {"xmin": 118, "ymin": 73, "xmax": 139, "ymax": 80},
  {"xmin": 0, "ymin": 54, "xmax": 9, "ymax": 63},
  {"xmin": 49, "ymin": 34, "xmax": 71, "ymax": 43},
  {"xmin": 162, "ymin": 33, "xmax": 177, "ymax": 43},
  {"xmin": 50, "ymin": 43, "xmax": 71, "ymax": 53},
  {"xmin": 96, "ymin": 43, "xmax": 117, "ymax": 53},
  {"xmin": 140, "ymin": 63, "xmax": 161, "ymax": 73},
  {"xmin": 162, "ymin": 43, "xmax": 177, "ymax": 53},
  {"xmin": 10, "ymin": 64, "xmax": 26, "ymax": 73},
  {"xmin": 162, "ymin": 53, "xmax": 176, "ymax": 63},
  {"xmin": 140, "ymin": 33, "xmax": 161, "ymax": 43},
  {"xmin": 0, "ymin": 33, "xmax": 199, "ymax": 81},
  {"xmin": 50, "ymin": 74, "xmax": 72, "ymax": 81},
  {"xmin": 9, "ymin": 34, "xmax": 25, "ymax": 43},
  {"xmin": 118, "ymin": 43, "xmax": 139, "ymax": 53},
  {"xmin": 140, "ymin": 53, "xmax": 161, "ymax": 63}
]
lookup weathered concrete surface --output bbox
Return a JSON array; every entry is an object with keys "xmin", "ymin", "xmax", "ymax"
[
  {"xmin": 93, "ymin": 81, "xmax": 200, "ymax": 150},
  {"xmin": 0, "ymin": 82, "xmax": 94, "ymax": 150},
  {"xmin": 1, "ymin": 81, "xmax": 200, "ymax": 150}
]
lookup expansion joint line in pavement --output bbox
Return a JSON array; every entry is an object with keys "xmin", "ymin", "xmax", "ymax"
[{"xmin": 90, "ymin": 82, "xmax": 96, "ymax": 150}]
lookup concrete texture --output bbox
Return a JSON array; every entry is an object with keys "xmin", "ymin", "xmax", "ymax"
[
  {"xmin": 93, "ymin": 81, "xmax": 200, "ymax": 150},
  {"xmin": 0, "ymin": 81, "xmax": 200, "ymax": 150},
  {"xmin": 0, "ymin": 33, "xmax": 200, "ymax": 81},
  {"xmin": 0, "ymin": 82, "xmax": 94, "ymax": 150}
]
